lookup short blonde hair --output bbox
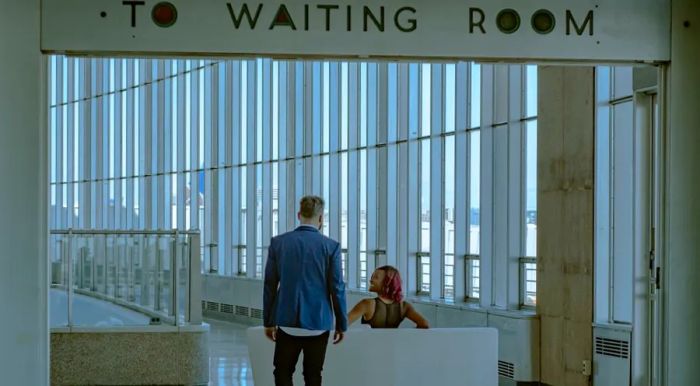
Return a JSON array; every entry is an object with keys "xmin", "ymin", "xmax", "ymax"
[{"xmin": 299, "ymin": 195, "xmax": 325, "ymax": 219}]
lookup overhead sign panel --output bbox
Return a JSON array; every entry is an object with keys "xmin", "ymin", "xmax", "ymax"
[{"xmin": 41, "ymin": 0, "xmax": 670, "ymax": 62}]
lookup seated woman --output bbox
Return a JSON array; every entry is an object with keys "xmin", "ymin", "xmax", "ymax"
[{"xmin": 348, "ymin": 265, "xmax": 429, "ymax": 329}]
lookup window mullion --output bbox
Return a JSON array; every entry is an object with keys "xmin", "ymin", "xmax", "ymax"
[
  {"xmin": 136, "ymin": 59, "xmax": 145, "ymax": 230},
  {"xmin": 57, "ymin": 57, "xmax": 65, "ymax": 229},
  {"xmin": 453, "ymin": 62, "xmax": 469, "ymax": 302},
  {"xmin": 396, "ymin": 63, "xmax": 410, "ymax": 289},
  {"xmin": 366, "ymin": 63, "xmax": 379, "ymax": 277},
  {"xmin": 292, "ymin": 62, "xmax": 304, "ymax": 212},
  {"xmin": 277, "ymin": 62, "xmax": 289, "ymax": 234},
  {"xmin": 187, "ymin": 60, "xmax": 199, "ymax": 234},
  {"xmin": 68, "ymin": 58, "xmax": 77, "ymax": 229},
  {"xmin": 261, "ymin": 59, "xmax": 273, "ymax": 277},
  {"xmin": 229, "ymin": 61, "xmax": 241, "ymax": 276},
  {"xmin": 304, "ymin": 62, "xmax": 315, "ymax": 196},
  {"xmin": 507, "ymin": 64, "xmax": 524, "ymax": 309},
  {"xmin": 217, "ymin": 61, "xmax": 230, "ymax": 275},
  {"xmin": 407, "ymin": 64, "xmax": 420, "ymax": 295},
  {"xmin": 156, "ymin": 60, "xmax": 167, "ymax": 231},
  {"xmin": 79, "ymin": 59, "xmax": 91, "ymax": 229},
  {"xmin": 329, "ymin": 63, "xmax": 342, "ymax": 243},
  {"xmin": 346, "ymin": 63, "xmax": 360, "ymax": 289},
  {"xmin": 128, "ymin": 59, "xmax": 139, "ymax": 232},
  {"xmin": 161, "ymin": 59, "xmax": 171, "ymax": 232},
  {"xmin": 205, "ymin": 61, "xmax": 220, "ymax": 273},
  {"xmin": 491, "ymin": 64, "xmax": 510, "ymax": 308},
  {"xmin": 245, "ymin": 60, "xmax": 257, "ymax": 279},
  {"xmin": 479, "ymin": 64, "xmax": 495, "ymax": 308},
  {"xmin": 90, "ymin": 58, "xmax": 100, "ymax": 229},
  {"xmin": 385, "ymin": 63, "xmax": 398, "ymax": 268},
  {"xmin": 429, "ymin": 64, "xmax": 444, "ymax": 299}
]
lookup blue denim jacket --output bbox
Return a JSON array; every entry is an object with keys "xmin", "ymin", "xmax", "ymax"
[{"xmin": 263, "ymin": 225, "xmax": 348, "ymax": 332}]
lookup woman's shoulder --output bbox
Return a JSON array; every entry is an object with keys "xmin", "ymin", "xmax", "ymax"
[
  {"xmin": 359, "ymin": 298, "xmax": 376, "ymax": 308},
  {"xmin": 361, "ymin": 298, "xmax": 378, "ymax": 320}
]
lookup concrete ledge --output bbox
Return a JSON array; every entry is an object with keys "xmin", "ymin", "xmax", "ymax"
[
  {"xmin": 50, "ymin": 324, "xmax": 210, "ymax": 334},
  {"xmin": 50, "ymin": 329, "xmax": 209, "ymax": 386}
]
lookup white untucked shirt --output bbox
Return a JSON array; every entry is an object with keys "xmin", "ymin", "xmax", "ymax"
[{"xmin": 279, "ymin": 326, "xmax": 327, "ymax": 336}]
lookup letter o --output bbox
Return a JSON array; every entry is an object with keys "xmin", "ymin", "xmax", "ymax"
[
  {"xmin": 152, "ymin": 2, "xmax": 178, "ymax": 28},
  {"xmin": 531, "ymin": 9, "xmax": 556, "ymax": 34},
  {"xmin": 496, "ymin": 9, "xmax": 520, "ymax": 34}
]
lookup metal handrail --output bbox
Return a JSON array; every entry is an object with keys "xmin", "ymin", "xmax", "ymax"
[
  {"xmin": 464, "ymin": 254, "xmax": 481, "ymax": 302},
  {"xmin": 50, "ymin": 228, "xmax": 202, "ymax": 327},
  {"xmin": 207, "ymin": 243, "xmax": 218, "ymax": 273},
  {"xmin": 416, "ymin": 252, "xmax": 431, "ymax": 295},
  {"xmin": 519, "ymin": 257, "xmax": 537, "ymax": 308},
  {"xmin": 519, "ymin": 256, "xmax": 537, "ymax": 264},
  {"xmin": 50, "ymin": 229, "xmax": 200, "ymax": 235}
]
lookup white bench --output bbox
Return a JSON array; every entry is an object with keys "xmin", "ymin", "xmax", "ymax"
[{"xmin": 247, "ymin": 326, "xmax": 498, "ymax": 386}]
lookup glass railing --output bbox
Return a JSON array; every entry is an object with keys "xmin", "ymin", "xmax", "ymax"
[{"xmin": 50, "ymin": 229, "xmax": 202, "ymax": 327}]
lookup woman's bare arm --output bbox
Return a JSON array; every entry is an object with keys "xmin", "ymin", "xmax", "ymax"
[
  {"xmin": 404, "ymin": 302, "xmax": 429, "ymax": 329},
  {"xmin": 348, "ymin": 299, "xmax": 370, "ymax": 325}
]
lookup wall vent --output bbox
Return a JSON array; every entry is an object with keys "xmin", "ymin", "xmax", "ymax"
[
  {"xmin": 593, "ymin": 326, "xmax": 631, "ymax": 386},
  {"xmin": 498, "ymin": 360, "xmax": 515, "ymax": 379},
  {"xmin": 595, "ymin": 337, "xmax": 630, "ymax": 359},
  {"xmin": 250, "ymin": 308, "xmax": 263, "ymax": 320},
  {"xmin": 220, "ymin": 303, "xmax": 234, "ymax": 314},
  {"xmin": 205, "ymin": 301, "xmax": 220, "ymax": 312},
  {"xmin": 235, "ymin": 305, "xmax": 250, "ymax": 317}
]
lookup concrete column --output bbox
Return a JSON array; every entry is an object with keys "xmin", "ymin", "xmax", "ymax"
[
  {"xmin": 537, "ymin": 66, "xmax": 594, "ymax": 386},
  {"xmin": 0, "ymin": 0, "xmax": 48, "ymax": 384},
  {"xmin": 666, "ymin": 1, "xmax": 700, "ymax": 384}
]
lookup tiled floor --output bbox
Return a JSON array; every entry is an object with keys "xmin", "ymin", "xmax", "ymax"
[{"xmin": 207, "ymin": 319, "xmax": 256, "ymax": 386}]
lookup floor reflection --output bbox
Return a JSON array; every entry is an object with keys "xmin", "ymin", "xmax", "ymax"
[{"xmin": 207, "ymin": 319, "xmax": 255, "ymax": 386}]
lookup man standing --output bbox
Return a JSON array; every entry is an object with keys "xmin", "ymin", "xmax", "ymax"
[{"xmin": 263, "ymin": 195, "xmax": 348, "ymax": 386}]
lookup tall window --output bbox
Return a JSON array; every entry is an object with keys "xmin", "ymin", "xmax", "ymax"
[
  {"xmin": 595, "ymin": 66, "xmax": 635, "ymax": 324},
  {"xmin": 48, "ymin": 56, "xmax": 536, "ymax": 308},
  {"xmin": 466, "ymin": 63, "xmax": 482, "ymax": 301},
  {"xmin": 359, "ymin": 148, "xmax": 367, "ymax": 290},
  {"xmin": 522, "ymin": 65, "xmax": 538, "ymax": 307},
  {"xmin": 444, "ymin": 134, "xmax": 455, "ymax": 300}
]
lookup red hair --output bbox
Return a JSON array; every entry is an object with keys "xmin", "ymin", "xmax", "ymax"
[{"xmin": 377, "ymin": 265, "xmax": 404, "ymax": 302}]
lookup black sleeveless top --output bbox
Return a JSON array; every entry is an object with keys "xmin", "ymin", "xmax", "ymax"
[{"xmin": 361, "ymin": 298, "xmax": 405, "ymax": 328}]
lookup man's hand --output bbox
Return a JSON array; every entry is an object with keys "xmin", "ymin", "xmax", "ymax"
[
  {"xmin": 265, "ymin": 327, "xmax": 277, "ymax": 342},
  {"xmin": 333, "ymin": 330, "xmax": 344, "ymax": 344}
]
